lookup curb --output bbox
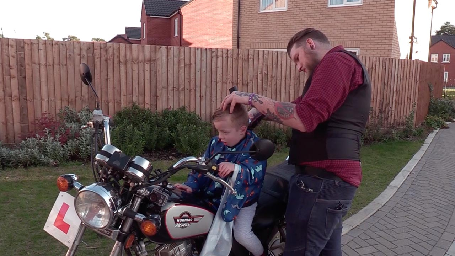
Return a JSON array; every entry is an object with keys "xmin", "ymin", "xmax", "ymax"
[{"xmin": 341, "ymin": 128, "xmax": 441, "ymax": 235}]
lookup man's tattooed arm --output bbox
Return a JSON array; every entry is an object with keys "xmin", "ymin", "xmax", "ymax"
[
  {"xmin": 235, "ymin": 92, "xmax": 263, "ymax": 104},
  {"xmin": 274, "ymin": 102, "xmax": 295, "ymax": 120},
  {"xmin": 229, "ymin": 91, "xmax": 305, "ymax": 131},
  {"xmin": 250, "ymin": 94, "xmax": 306, "ymax": 132},
  {"xmin": 265, "ymin": 109, "xmax": 283, "ymax": 124}
]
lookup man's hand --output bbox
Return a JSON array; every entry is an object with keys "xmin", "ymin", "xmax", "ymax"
[
  {"xmin": 174, "ymin": 183, "xmax": 193, "ymax": 193},
  {"xmin": 218, "ymin": 162, "xmax": 236, "ymax": 178},
  {"xmin": 221, "ymin": 91, "xmax": 251, "ymax": 113}
]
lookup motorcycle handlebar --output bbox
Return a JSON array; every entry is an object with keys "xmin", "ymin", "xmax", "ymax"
[
  {"xmin": 80, "ymin": 118, "xmax": 114, "ymax": 129},
  {"xmin": 180, "ymin": 163, "xmax": 236, "ymax": 195}
]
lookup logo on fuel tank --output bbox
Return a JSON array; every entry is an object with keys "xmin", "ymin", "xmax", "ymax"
[{"xmin": 173, "ymin": 211, "xmax": 204, "ymax": 229}]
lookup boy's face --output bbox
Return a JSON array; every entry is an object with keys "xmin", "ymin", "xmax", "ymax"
[{"xmin": 213, "ymin": 116, "xmax": 247, "ymax": 147}]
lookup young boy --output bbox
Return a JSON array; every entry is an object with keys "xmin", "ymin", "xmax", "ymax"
[{"xmin": 174, "ymin": 103, "xmax": 267, "ymax": 256}]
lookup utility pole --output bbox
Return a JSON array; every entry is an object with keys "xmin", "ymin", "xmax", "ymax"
[
  {"xmin": 409, "ymin": 0, "xmax": 417, "ymax": 60},
  {"xmin": 428, "ymin": 0, "xmax": 438, "ymax": 61}
]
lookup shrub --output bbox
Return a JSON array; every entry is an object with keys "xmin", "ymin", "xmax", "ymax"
[
  {"xmin": 159, "ymin": 107, "xmax": 207, "ymax": 149},
  {"xmin": 111, "ymin": 105, "xmax": 211, "ymax": 155},
  {"xmin": 0, "ymin": 131, "xmax": 66, "ymax": 168},
  {"xmin": 424, "ymin": 115, "xmax": 448, "ymax": 130},
  {"xmin": 253, "ymin": 122, "xmax": 291, "ymax": 150},
  {"xmin": 0, "ymin": 107, "xmax": 93, "ymax": 168},
  {"xmin": 428, "ymin": 97, "xmax": 455, "ymax": 121},
  {"xmin": 111, "ymin": 122, "xmax": 146, "ymax": 157},
  {"xmin": 175, "ymin": 123, "xmax": 211, "ymax": 156},
  {"xmin": 112, "ymin": 104, "xmax": 160, "ymax": 152},
  {"xmin": 64, "ymin": 128, "xmax": 92, "ymax": 161}
]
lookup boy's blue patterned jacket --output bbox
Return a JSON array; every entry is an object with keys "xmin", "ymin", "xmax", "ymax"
[{"xmin": 183, "ymin": 130, "xmax": 267, "ymax": 222}]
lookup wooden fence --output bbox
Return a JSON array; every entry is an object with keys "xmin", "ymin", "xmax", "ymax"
[{"xmin": 0, "ymin": 38, "xmax": 444, "ymax": 144}]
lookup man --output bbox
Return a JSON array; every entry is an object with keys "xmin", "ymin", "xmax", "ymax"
[{"xmin": 221, "ymin": 28, "xmax": 371, "ymax": 256}]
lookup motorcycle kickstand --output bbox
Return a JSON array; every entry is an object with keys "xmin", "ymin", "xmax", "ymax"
[{"xmin": 65, "ymin": 224, "xmax": 86, "ymax": 256}]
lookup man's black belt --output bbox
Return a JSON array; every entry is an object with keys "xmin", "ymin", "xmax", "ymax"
[{"xmin": 295, "ymin": 165, "xmax": 342, "ymax": 181}]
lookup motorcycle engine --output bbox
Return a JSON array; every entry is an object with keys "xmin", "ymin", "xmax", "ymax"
[{"xmin": 155, "ymin": 241, "xmax": 193, "ymax": 256}]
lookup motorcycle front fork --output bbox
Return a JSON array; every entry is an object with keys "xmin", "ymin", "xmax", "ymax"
[
  {"xmin": 65, "ymin": 225, "xmax": 86, "ymax": 256},
  {"xmin": 110, "ymin": 195, "xmax": 145, "ymax": 256}
]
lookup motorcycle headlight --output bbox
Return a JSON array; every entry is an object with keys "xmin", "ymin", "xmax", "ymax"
[{"xmin": 74, "ymin": 183, "xmax": 120, "ymax": 229}]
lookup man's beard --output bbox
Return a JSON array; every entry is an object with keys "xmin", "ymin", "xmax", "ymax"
[
  {"xmin": 303, "ymin": 49, "xmax": 319, "ymax": 76},
  {"xmin": 306, "ymin": 57, "xmax": 319, "ymax": 76}
]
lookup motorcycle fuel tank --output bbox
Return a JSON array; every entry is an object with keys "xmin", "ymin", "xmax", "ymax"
[{"xmin": 161, "ymin": 202, "xmax": 215, "ymax": 240}]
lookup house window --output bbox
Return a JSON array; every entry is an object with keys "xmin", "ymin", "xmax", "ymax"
[
  {"xmin": 174, "ymin": 18, "xmax": 179, "ymax": 37},
  {"xmin": 328, "ymin": 0, "xmax": 362, "ymax": 7},
  {"xmin": 345, "ymin": 48, "xmax": 360, "ymax": 56},
  {"xmin": 143, "ymin": 23, "xmax": 146, "ymax": 39},
  {"xmin": 444, "ymin": 72, "xmax": 449, "ymax": 83},
  {"xmin": 443, "ymin": 54, "xmax": 450, "ymax": 63},
  {"xmin": 431, "ymin": 54, "xmax": 438, "ymax": 63},
  {"xmin": 260, "ymin": 0, "xmax": 287, "ymax": 12}
]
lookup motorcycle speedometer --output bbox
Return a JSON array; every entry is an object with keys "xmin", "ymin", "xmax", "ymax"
[{"xmin": 74, "ymin": 183, "xmax": 120, "ymax": 229}]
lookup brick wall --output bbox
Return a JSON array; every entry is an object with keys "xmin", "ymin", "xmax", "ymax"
[
  {"xmin": 170, "ymin": 14, "xmax": 182, "ymax": 46},
  {"xmin": 391, "ymin": 21, "xmax": 401, "ymax": 58},
  {"xmin": 181, "ymin": 0, "xmax": 233, "ymax": 48},
  {"xmin": 140, "ymin": 4, "xmax": 175, "ymax": 46},
  {"xmin": 233, "ymin": 0, "xmax": 399, "ymax": 57},
  {"xmin": 430, "ymin": 41, "xmax": 455, "ymax": 86}
]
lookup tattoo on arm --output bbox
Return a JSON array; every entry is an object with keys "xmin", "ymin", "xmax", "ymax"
[
  {"xmin": 274, "ymin": 102, "xmax": 295, "ymax": 120},
  {"xmin": 265, "ymin": 109, "xmax": 283, "ymax": 124},
  {"xmin": 234, "ymin": 92, "xmax": 263, "ymax": 104}
]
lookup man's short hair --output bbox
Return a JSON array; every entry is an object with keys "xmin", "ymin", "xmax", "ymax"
[
  {"xmin": 212, "ymin": 103, "xmax": 249, "ymax": 128},
  {"xmin": 286, "ymin": 28, "xmax": 330, "ymax": 56}
]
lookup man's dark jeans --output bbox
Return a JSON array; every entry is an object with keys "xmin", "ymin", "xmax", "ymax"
[{"xmin": 283, "ymin": 173, "xmax": 357, "ymax": 256}]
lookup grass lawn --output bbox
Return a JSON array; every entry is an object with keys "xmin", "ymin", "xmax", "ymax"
[{"xmin": 0, "ymin": 140, "xmax": 422, "ymax": 255}]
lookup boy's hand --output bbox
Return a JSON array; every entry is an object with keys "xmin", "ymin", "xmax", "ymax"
[
  {"xmin": 218, "ymin": 162, "xmax": 235, "ymax": 178},
  {"xmin": 174, "ymin": 183, "xmax": 193, "ymax": 193}
]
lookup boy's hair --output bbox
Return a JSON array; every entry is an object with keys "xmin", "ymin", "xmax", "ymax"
[
  {"xmin": 286, "ymin": 28, "xmax": 330, "ymax": 56},
  {"xmin": 212, "ymin": 103, "xmax": 249, "ymax": 128}
]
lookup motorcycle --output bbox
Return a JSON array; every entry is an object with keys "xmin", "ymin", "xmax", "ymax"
[{"xmin": 44, "ymin": 63, "xmax": 293, "ymax": 256}]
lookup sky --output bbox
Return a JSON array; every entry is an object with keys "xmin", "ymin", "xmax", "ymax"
[{"xmin": 0, "ymin": 0, "xmax": 454, "ymax": 42}]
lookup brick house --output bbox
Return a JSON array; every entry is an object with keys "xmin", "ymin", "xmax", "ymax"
[
  {"xmin": 430, "ymin": 35, "xmax": 455, "ymax": 87},
  {"xmin": 233, "ymin": 0, "xmax": 435, "ymax": 60},
  {"xmin": 110, "ymin": 0, "xmax": 233, "ymax": 48},
  {"xmin": 109, "ymin": 27, "xmax": 142, "ymax": 44}
]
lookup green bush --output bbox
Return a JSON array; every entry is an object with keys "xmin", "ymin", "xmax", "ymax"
[
  {"xmin": 111, "ymin": 122, "xmax": 146, "ymax": 157},
  {"xmin": 0, "ymin": 132, "xmax": 66, "ymax": 168},
  {"xmin": 253, "ymin": 122, "xmax": 291, "ymax": 150},
  {"xmin": 428, "ymin": 98, "xmax": 455, "ymax": 121},
  {"xmin": 0, "ymin": 107, "xmax": 93, "ymax": 168},
  {"xmin": 64, "ymin": 128, "xmax": 92, "ymax": 161},
  {"xmin": 111, "ymin": 104, "xmax": 164, "ymax": 152},
  {"xmin": 111, "ymin": 105, "xmax": 211, "ymax": 155},
  {"xmin": 175, "ymin": 123, "xmax": 211, "ymax": 156},
  {"xmin": 424, "ymin": 115, "xmax": 448, "ymax": 129},
  {"xmin": 160, "ymin": 107, "xmax": 208, "ymax": 149}
]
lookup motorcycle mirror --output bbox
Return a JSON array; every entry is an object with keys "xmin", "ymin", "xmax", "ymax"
[
  {"xmin": 249, "ymin": 139, "xmax": 275, "ymax": 161},
  {"xmin": 80, "ymin": 63, "xmax": 100, "ymax": 109},
  {"xmin": 80, "ymin": 63, "xmax": 92, "ymax": 86}
]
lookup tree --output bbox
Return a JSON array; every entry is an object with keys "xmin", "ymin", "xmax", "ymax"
[
  {"xmin": 43, "ymin": 32, "xmax": 54, "ymax": 40},
  {"xmin": 36, "ymin": 32, "xmax": 54, "ymax": 40},
  {"xmin": 91, "ymin": 38, "xmax": 106, "ymax": 42},
  {"xmin": 63, "ymin": 35, "xmax": 80, "ymax": 41},
  {"xmin": 435, "ymin": 22, "xmax": 455, "ymax": 35}
]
